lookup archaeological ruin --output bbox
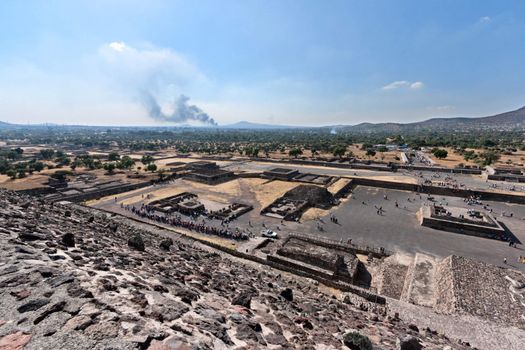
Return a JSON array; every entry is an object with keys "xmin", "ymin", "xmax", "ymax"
[{"xmin": 418, "ymin": 205, "xmax": 506, "ymax": 240}]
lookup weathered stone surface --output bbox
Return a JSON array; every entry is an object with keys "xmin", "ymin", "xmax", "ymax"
[
  {"xmin": 175, "ymin": 288, "xmax": 199, "ymax": 305},
  {"xmin": 46, "ymin": 275, "xmax": 74, "ymax": 288},
  {"xmin": 0, "ymin": 331, "xmax": 31, "ymax": 350},
  {"xmin": 10, "ymin": 289, "xmax": 31, "ymax": 301},
  {"xmin": 84, "ymin": 321, "xmax": 120, "ymax": 340},
  {"xmin": 64, "ymin": 315, "xmax": 93, "ymax": 331},
  {"xmin": 147, "ymin": 336, "xmax": 192, "ymax": 350},
  {"xmin": 17, "ymin": 298, "xmax": 50, "ymax": 313},
  {"xmin": 18, "ymin": 231, "xmax": 46, "ymax": 241},
  {"xmin": 66, "ymin": 282, "xmax": 94, "ymax": 298},
  {"xmin": 265, "ymin": 333, "xmax": 288, "ymax": 346},
  {"xmin": 231, "ymin": 291, "xmax": 252, "ymax": 309},
  {"xmin": 34, "ymin": 301, "xmax": 67, "ymax": 324}
]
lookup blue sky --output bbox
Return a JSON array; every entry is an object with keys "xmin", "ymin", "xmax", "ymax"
[{"xmin": 0, "ymin": 0, "xmax": 524, "ymax": 126}]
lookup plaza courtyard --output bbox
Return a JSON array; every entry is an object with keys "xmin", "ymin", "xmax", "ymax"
[{"xmin": 90, "ymin": 169, "xmax": 525, "ymax": 272}]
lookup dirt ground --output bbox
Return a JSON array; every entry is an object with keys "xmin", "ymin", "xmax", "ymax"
[
  {"xmin": 0, "ymin": 166, "xmax": 157, "ymax": 191},
  {"xmin": 426, "ymin": 147, "xmax": 477, "ymax": 168},
  {"xmin": 497, "ymin": 150, "xmax": 525, "ymax": 167},
  {"xmin": 351, "ymin": 144, "xmax": 402, "ymax": 163},
  {"xmin": 91, "ymin": 177, "xmax": 299, "ymax": 212},
  {"xmin": 0, "ymin": 173, "xmax": 50, "ymax": 190},
  {"xmin": 248, "ymin": 179, "xmax": 299, "ymax": 208}
]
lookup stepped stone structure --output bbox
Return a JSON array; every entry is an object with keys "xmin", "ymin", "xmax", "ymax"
[
  {"xmin": 375, "ymin": 252, "xmax": 525, "ymax": 335},
  {"xmin": 434, "ymin": 255, "xmax": 525, "ymax": 329},
  {"xmin": 276, "ymin": 236, "xmax": 360, "ymax": 284},
  {"xmin": 418, "ymin": 205, "xmax": 506, "ymax": 240},
  {"xmin": 184, "ymin": 161, "xmax": 234, "ymax": 184}
]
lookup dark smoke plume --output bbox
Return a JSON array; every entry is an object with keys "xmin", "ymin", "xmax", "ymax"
[{"xmin": 141, "ymin": 92, "xmax": 217, "ymax": 125}]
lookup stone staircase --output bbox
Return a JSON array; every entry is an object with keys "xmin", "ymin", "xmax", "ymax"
[
  {"xmin": 399, "ymin": 253, "xmax": 438, "ymax": 307},
  {"xmin": 375, "ymin": 253, "xmax": 439, "ymax": 308}
]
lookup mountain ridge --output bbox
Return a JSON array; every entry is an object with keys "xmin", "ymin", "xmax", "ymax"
[{"xmin": 1, "ymin": 106, "xmax": 524, "ymax": 131}]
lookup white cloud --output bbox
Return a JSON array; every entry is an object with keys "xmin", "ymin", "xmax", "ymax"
[
  {"xmin": 479, "ymin": 16, "xmax": 491, "ymax": 23},
  {"xmin": 98, "ymin": 41, "xmax": 209, "ymax": 93},
  {"xmin": 382, "ymin": 80, "xmax": 424, "ymax": 90},
  {"xmin": 382, "ymin": 80, "xmax": 410, "ymax": 90},
  {"xmin": 108, "ymin": 41, "xmax": 126, "ymax": 52},
  {"xmin": 410, "ymin": 81, "xmax": 424, "ymax": 89}
]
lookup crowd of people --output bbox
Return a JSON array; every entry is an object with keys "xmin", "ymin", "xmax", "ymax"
[{"xmin": 123, "ymin": 203, "xmax": 250, "ymax": 241}]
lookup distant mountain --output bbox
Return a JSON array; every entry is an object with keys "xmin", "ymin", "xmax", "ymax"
[
  {"xmin": 219, "ymin": 121, "xmax": 297, "ymax": 129},
  {"xmin": 342, "ymin": 106, "xmax": 525, "ymax": 133},
  {"xmin": 1, "ymin": 106, "xmax": 524, "ymax": 132}
]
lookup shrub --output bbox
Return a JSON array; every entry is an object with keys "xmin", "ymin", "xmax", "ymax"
[{"xmin": 343, "ymin": 331, "xmax": 373, "ymax": 350}]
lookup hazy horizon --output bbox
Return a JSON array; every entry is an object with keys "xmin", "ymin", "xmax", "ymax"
[{"xmin": 1, "ymin": 1, "xmax": 524, "ymax": 126}]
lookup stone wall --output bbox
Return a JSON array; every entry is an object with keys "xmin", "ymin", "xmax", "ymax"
[
  {"xmin": 56, "ymin": 181, "xmax": 152, "ymax": 203},
  {"xmin": 351, "ymin": 178, "xmax": 525, "ymax": 204},
  {"xmin": 393, "ymin": 164, "xmax": 482, "ymax": 175},
  {"xmin": 488, "ymin": 174, "xmax": 525, "ymax": 183},
  {"xmin": 16, "ymin": 186, "xmax": 57, "ymax": 196},
  {"xmin": 287, "ymin": 233, "xmax": 392, "ymax": 259},
  {"xmin": 276, "ymin": 237, "xmax": 359, "ymax": 283}
]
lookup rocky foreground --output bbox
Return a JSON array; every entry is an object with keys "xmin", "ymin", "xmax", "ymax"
[{"xmin": 0, "ymin": 189, "xmax": 473, "ymax": 349}]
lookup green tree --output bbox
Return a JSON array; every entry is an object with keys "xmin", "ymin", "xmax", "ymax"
[
  {"xmin": 6, "ymin": 169, "xmax": 16, "ymax": 179},
  {"xmin": 463, "ymin": 150, "xmax": 477, "ymax": 161},
  {"xmin": 433, "ymin": 149, "xmax": 448, "ymax": 159},
  {"xmin": 141, "ymin": 155, "xmax": 154, "ymax": 165},
  {"xmin": 108, "ymin": 152, "xmax": 120, "ymax": 161},
  {"xmin": 483, "ymin": 139, "xmax": 496, "ymax": 148},
  {"xmin": 32, "ymin": 161, "xmax": 45, "ymax": 172},
  {"xmin": 480, "ymin": 151, "xmax": 500, "ymax": 166},
  {"xmin": 118, "ymin": 156, "xmax": 135, "ymax": 169},
  {"xmin": 40, "ymin": 149, "xmax": 55, "ymax": 160},
  {"xmin": 146, "ymin": 163, "xmax": 157, "ymax": 172},
  {"xmin": 103, "ymin": 162, "xmax": 116, "ymax": 174},
  {"xmin": 366, "ymin": 149, "xmax": 376, "ymax": 158},
  {"xmin": 0, "ymin": 158, "xmax": 9, "ymax": 174},
  {"xmin": 289, "ymin": 148, "xmax": 303, "ymax": 158},
  {"xmin": 332, "ymin": 145, "xmax": 346, "ymax": 158}
]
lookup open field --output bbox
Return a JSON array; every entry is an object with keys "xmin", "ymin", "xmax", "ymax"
[
  {"xmin": 427, "ymin": 147, "xmax": 478, "ymax": 168},
  {"xmin": 497, "ymin": 149, "xmax": 525, "ymax": 167}
]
